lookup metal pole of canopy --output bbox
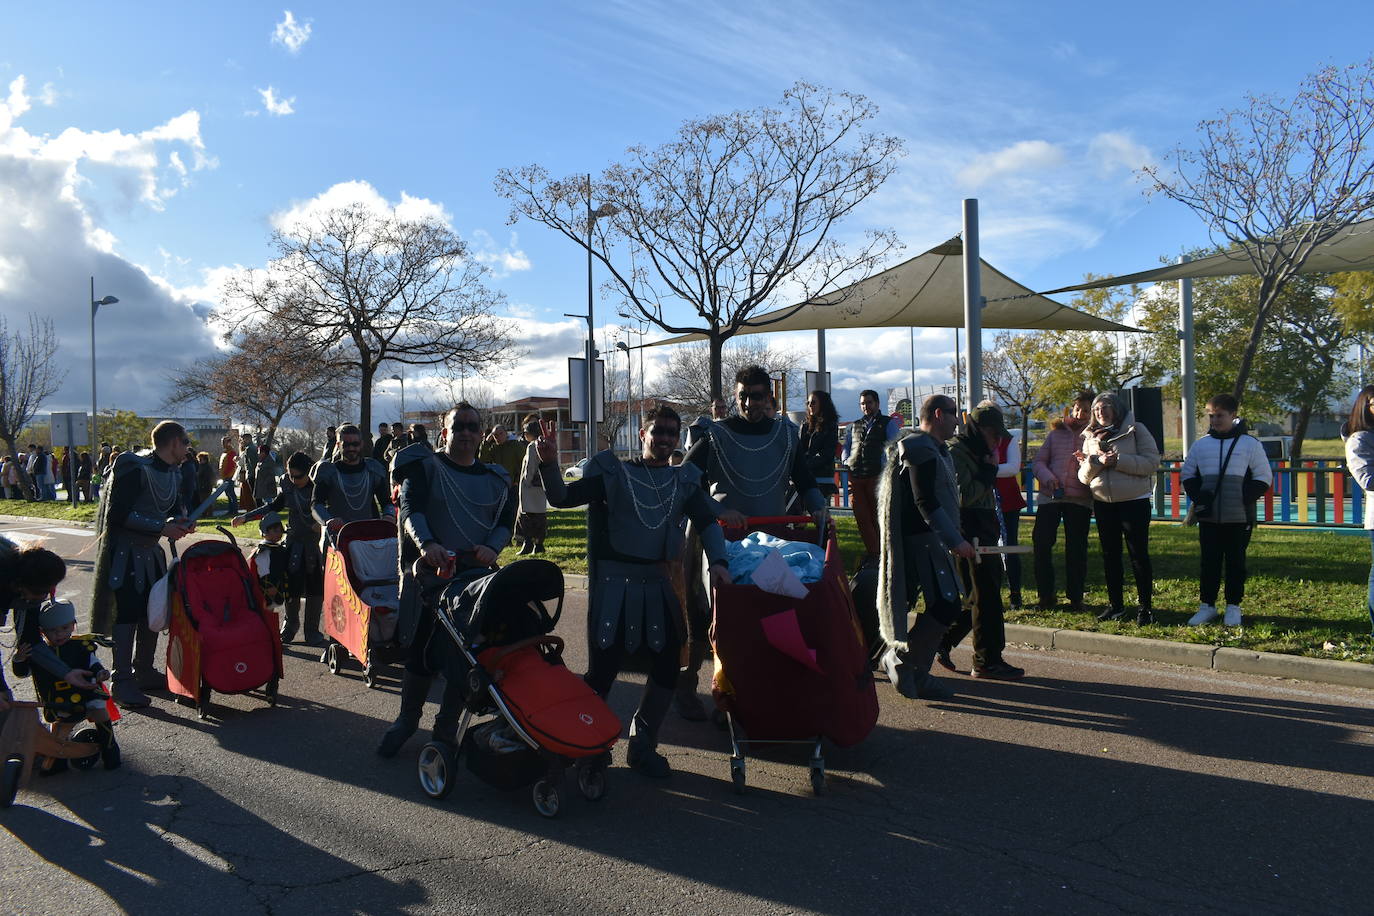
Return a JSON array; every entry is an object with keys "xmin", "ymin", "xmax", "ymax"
[
  {"xmin": 962, "ymin": 199, "xmax": 983, "ymax": 410},
  {"xmin": 817, "ymin": 329, "xmax": 827, "ymax": 386},
  {"xmin": 1178, "ymin": 256, "xmax": 1196, "ymax": 449}
]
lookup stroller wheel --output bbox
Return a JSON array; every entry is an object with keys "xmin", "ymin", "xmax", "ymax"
[
  {"xmin": 576, "ymin": 764, "xmax": 607, "ymax": 802},
  {"xmin": 71, "ymin": 731, "xmax": 102, "ymax": 770},
  {"xmin": 729, "ymin": 756, "xmax": 746, "ymax": 795},
  {"xmin": 363, "ymin": 665, "xmax": 377, "ymax": 689},
  {"xmin": 1, "ymin": 756, "xmax": 23, "ymax": 808},
  {"xmin": 325, "ymin": 642, "xmax": 342, "ymax": 676},
  {"xmin": 416, "ymin": 741, "xmax": 458, "ymax": 800},
  {"xmin": 532, "ymin": 778, "xmax": 561, "ymax": 818},
  {"xmin": 809, "ymin": 757, "xmax": 826, "ymax": 795}
]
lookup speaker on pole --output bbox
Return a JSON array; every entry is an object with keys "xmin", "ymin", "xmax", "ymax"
[{"xmin": 1119, "ymin": 387, "xmax": 1164, "ymax": 453}]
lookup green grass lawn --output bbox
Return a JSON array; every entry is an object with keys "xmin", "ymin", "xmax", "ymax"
[{"xmin": 500, "ymin": 509, "xmax": 1374, "ymax": 665}]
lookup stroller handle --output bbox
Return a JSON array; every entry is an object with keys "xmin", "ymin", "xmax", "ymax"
[{"xmin": 720, "ymin": 514, "xmax": 830, "ymax": 546}]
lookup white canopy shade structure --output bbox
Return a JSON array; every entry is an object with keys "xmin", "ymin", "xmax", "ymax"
[
  {"xmin": 645, "ymin": 235, "xmax": 1135, "ymax": 347},
  {"xmin": 1039, "ymin": 216, "xmax": 1374, "ymax": 295}
]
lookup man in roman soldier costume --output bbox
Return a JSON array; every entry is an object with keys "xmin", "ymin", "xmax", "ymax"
[
  {"xmin": 537, "ymin": 403, "xmax": 740, "ymax": 777},
  {"xmin": 675, "ymin": 365, "xmax": 828, "ymax": 720},
  {"xmin": 232, "ymin": 450, "xmax": 326, "ymax": 645},
  {"xmin": 90, "ymin": 421, "xmax": 196, "ymax": 709},
  {"xmin": 310, "ymin": 423, "xmax": 393, "ymax": 545},
  {"xmin": 377, "ymin": 402, "xmax": 515, "ymax": 758}
]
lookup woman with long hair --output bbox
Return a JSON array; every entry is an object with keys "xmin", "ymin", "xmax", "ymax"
[
  {"xmin": 1343, "ymin": 385, "xmax": 1374, "ymax": 633},
  {"xmin": 1031, "ymin": 391, "xmax": 1095, "ymax": 613},
  {"xmin": 799, "ymin": 389, "xmax": 840, "ymax": 501}
]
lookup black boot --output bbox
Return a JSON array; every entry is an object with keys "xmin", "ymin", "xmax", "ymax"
[
  {"xmin": 133, "ymin": 624, "xmax": 163, "ymax": 691},
  {"xmin": 885, "ymin": 614, "xmax": 955, "ymax": 702},
  {"xmin": 673, "ymin": 641, "xmax": 709, "ymax": 721},
  {"xmin": 280, "ymin": 597, "xmax": 301, "ymax": 644},
  {"xmin": 626, "ymin": 682, "xmax": 674, "ymax": 778},
  {"xmin": 302, "ymin": 595, "xmax": 325, "ymax": 647},
  {"xmin": 94, "ymin": 721, "xmax": 121, "ymax": 770},
  {"xmin": 110, "ymin": 623, "xmax": 150, "ymax": 709},
  {"xmin": 377, "ymin": 669, "xmax": 432, "ymax": 758},
  {"xmin": 430, "ymin": 675, "xmax": 466, "ymax": 746}
]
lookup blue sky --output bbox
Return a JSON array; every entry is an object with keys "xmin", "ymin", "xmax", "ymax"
[{"xmin": 3, "ymin": 1, "xmax": 1372, "ymax": 424}]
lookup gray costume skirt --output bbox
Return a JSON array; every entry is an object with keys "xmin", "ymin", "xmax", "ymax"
[
  {"xmin": 904, "ymin": 533, "xmax": 962, "ymax": 626},
  {"xmin": 590, "ymin": 560, "xmax": 681, "ymax": 654}
]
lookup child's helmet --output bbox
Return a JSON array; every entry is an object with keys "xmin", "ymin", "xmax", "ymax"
[
  {"xmin": 258, "ymin": 512, "xmax": 285, "ymax": 536},
  {"xmin": 38, "ymin": 597, "xmax": 78, "ymax": 629}
]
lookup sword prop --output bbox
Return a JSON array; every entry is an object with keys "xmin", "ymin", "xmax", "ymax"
[{"xmin": 187, "ymin": 478, "xmax": 235, "ymax": 524}]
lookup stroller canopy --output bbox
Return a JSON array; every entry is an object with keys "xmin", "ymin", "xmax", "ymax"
[{"xmin": 440, "ymin": 559, "xmax": 563, "ymax": 646}]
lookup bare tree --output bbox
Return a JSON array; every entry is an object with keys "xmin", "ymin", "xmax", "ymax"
[
  {"xmin": 164, "ymin": 319, "xmax": 354, "ymax": 447},
  {"xmin": 982, "ymin": 332, "xmax": 1058, "ymax": 463},
  {"xmin": 223, "ymin": 203, "xmax": 517, "ymax": 433},
  {"xmin": 654, "ymin": 338, "xmax": 805, "ymax": 416},
  {"xmin": 0, "ymin": 315, "xmax": 65, "ymax": 498},
  {"xmin": 496, "ymin": 82, "xmax": 904, "ymax": 399},
  {"xmin": 1141, "ymin": 57, "xmax": 1374, "ymax": 402}
]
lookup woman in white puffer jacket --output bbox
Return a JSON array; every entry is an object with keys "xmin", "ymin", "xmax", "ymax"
[{"xmin": 1342, "ymin": 385, "xmax": 1374, "ymax": 635}]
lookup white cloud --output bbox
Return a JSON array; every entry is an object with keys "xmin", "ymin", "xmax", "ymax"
[
  {"xmin": 469, "ymin": 229, "xmax": 532, "ymax": 277},
  {"xmin": 270, "ymin": 180, "xmax": 452, "ymax": 233},
  {"xmin": 957, "ymin": 140, "xmax": 1066, "ymax": 187},
  {"xmin": 257, "ymin": 86, "xmax": 296, "ymax": 116},
  {"xmin": 272, "ymin": 10, "xmax": 312, "ymax": 54},
  {"xmin": 1088, "ymin": 131, "xmax": 1152, "ymax": 176},
  {"xmin": 0, "ymin": 74, "xmax": 222, "ymax": 413}
]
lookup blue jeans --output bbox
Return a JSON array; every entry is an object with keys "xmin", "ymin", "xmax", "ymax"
[{"xmin": 1367, "ymin": 531, "xmax": 1374, "ymax": 633}]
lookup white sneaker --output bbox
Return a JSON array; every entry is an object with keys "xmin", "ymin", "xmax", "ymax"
[
  {"xmin": 1223, "ymin": 604, "xmax": 1243, "ymax": 627},
  {"xmin": 1188, "ymin": 603, "xmax": 1219, "ymax": 626}
]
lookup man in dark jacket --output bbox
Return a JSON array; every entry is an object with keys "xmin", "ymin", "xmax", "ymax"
[{"xmin": 940, "ymin": 403, "xmax": 1024, "ymax": 679}]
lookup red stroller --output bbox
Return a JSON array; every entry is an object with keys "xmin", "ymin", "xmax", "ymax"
[
  {"xmin": 321, "ymin": 519, "xmax": 406, "ymax": 687},
  {"xmin": 166, "ymin": 527, "xmax": 283, "ymax": 719},
  {"xmin": 711, "ymin": 516, "xmax": 879, "ymax": 794},
  {"xmin": 415, "ymin": 559, "xmax": 621, "ymax": 818}
]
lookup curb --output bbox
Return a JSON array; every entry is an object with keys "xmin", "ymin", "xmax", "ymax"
[{"xmin": 1005, "ymin": 623, "xmax": 1374, "ymax": 691}]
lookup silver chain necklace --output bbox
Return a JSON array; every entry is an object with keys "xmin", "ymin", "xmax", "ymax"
[
  {"xmin": 335, "ymin": 462, "xmax": 373, "ymax": 513},
  {"xmin": 620, "ymin": 460, "xmax": 678, "ymax": 530},
  {"xmin": 143, "ymin": 463, "xmax": 179, "ymax": 511},
  {"xmin": 433, "ymin": 460, "xmax": 506, "ymax": 542},
  {"xmin": 708, "ymin": 421, "xmax": 795, "ymax": 498}
]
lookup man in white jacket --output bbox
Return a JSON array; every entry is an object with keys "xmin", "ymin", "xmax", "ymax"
[{"xmin": 1180, "ymin": 394, "xmax": 1272, "ymax": 627}]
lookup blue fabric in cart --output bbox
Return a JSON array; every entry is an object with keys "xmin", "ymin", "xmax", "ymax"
[{"xmin": 725, "ymin": 531, "xmax": 825, "ymax": 585}]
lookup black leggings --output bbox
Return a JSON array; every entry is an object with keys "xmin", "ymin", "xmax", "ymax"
[
  {"xmin": 1032, "ymin": 502, "xmax": 1092, "ymax": 605},
  {"xmin": 1093, "ymin": 498, "xmax": 1153, "ymax": 610},
  {"xmin": 1198, "ymin": 522, "xmax": 1253, "ymax": 607}
]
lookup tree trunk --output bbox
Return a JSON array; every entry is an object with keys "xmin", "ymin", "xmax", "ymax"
[
  {"xmin": 1230, "ymin": 278, "xmax": 1283, "ymax": 403},
  {"xmin": 357, "ymin": 360, "xmax": 374, "ymax": 436},
  {"xmin": 708, "ymin": 330, "xmax": 725, "ymax": 401},
  {"xmin": 1290, "ymin": 402, "xmax": 1313, "ymax": 463}
]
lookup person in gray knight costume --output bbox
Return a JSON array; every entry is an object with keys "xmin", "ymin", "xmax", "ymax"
[
  {"xmin": 377, "ymin": 402, "xmax": 515, "ymax": 758},
  {"xmin": 677, "ymin": 365, "xmax": 827, "ymax": 720},
  {"xmin": 232, "ymin": 450, "xmax": 325, "ymax": 645},
  {"xmin": 537, "ymin": 402, "xmax": 740, "ymax": 777},
  {"xmin": 876, "ymin": 394, "xmax": 975, "ymax": 702},
  {"xmin": 90, "ymin": 421, "xmax": 196, "ymax": 709},
  {"xmin": 310, "ymin": 422, "xmax": 393, "ymax": 548}
]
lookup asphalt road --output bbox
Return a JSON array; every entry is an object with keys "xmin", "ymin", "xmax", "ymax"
[{"xmin": 3, "ymin": 518, "xmax": 1374, "ymax": 915}]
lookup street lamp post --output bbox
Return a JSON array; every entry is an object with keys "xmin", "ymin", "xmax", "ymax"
[
  {"xmin": 616, "ymin": 339, "xmax": 632, "ymax": 456},
  {"xmin": 583, "ymin": 175, "xmax": 618, "ymax": 461},
  {"xmin": 90, "ymin": 277, "xmax": 119, "ymax": 449},
  {"xmin": 390, "ymin": 372, "xmax": 405, "ymax": 419}
]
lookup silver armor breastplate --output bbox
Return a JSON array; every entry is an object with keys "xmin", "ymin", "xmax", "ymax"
[
  {"xmin": 706, "ymin": 420, "xmax": 795, "ymax": 517},
  {"xmin": 130, "ymin": 459, "xmax": 181, "ymax": 522},
  {"xmin": 323, "ymin": 461, "xmax": 383, "ymax": 523},
  {"xmin": 422, "ymin": 458, "xmax": 507, "ymax": 552},
  {"xmin": 600, "ymin": 457, "xmax": 690, "ymax": 562}
]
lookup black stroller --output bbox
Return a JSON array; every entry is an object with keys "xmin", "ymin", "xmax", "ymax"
[{"xmin": 415, "ymin": 559, "xmax": 622, "ymax": 818}]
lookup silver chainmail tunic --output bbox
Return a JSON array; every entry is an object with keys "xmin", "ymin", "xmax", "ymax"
[
  {"xmin": 705, "ymin": 418, "xmax": 796, "ymax": 517},
  {"xmin": 107, "ymin": 452, "xmax": 182, "ymax": 593}
]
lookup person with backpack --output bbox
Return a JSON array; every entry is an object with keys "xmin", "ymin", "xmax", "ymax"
[{"xmin": 1181, "ymin": 394, "xmax": 1272, "ymax": 627}]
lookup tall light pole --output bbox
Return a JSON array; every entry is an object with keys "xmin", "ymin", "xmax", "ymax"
[
  {"xmin": 90, "ymin": 277, "xmax": 119, "ymax": 449},
  {"xmin": 390, "ymin": 372, "xmax": 405, "ymax": 419},
  {"xmin": 616, "ymin": 339, "xmax": 632, "ymax": 456},
  {"xmin": 583, "ymin": 175, "xmax": 618, "ymax": 460}
]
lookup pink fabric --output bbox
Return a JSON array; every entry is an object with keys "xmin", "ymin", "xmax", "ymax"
[{"xmin": 1033, "ymin": 425, "xmax": 1089, "ymax": 501}]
